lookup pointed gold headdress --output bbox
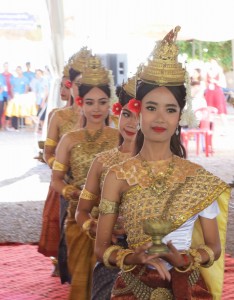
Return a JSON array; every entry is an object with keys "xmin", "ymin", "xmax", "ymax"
[
  {"xmin": 140, "ymin": 26, "xmax": 185, "ymax": 86},
  {"xmin": 123, "ymin": 75, "xmax": 137, "ymax": 98},
  {"xmin": 63, "ymin": 63, "xmax": 70, "ymax": 77},
  {"xmin": 81, "ymin": 55, "xmax": 110, "ymax": 86},
  {"xmin": 69, "ymin": 46, "xmax": 92, "ymax": 73}
]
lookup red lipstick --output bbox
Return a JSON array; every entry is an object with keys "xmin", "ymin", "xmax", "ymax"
[{"xmin": 152, "ymin": 127, "xmax": 166, "ymax": 133}]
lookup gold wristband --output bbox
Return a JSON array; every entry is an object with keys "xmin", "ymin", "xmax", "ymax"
[
  {"xmin": 47, "ymin": 157, "xmax": 55, "ymax": 168},
  {"xmin": 80, "ymin": 188, "xmax": 98, "ymax": 201},
  {"xmin": 174, "ymin": 261, "xmax": 193, "ymax": 273},
  {"xmin": 103, "ymin": 245, "xmax": 122, "ymax": 269},
  {"xmin": 45, "ymin": 138, "xmax": 58, "ymax": 147},
  {"xmin": 189, "ymin": 248, "xmax": 202, "ymax": 270},
  {"xmin": 53, "ymin": 160, "xmax": 69, "ymax": 172},
  {"xmin": 62, "ymin": 184, "xmax": 78, "ymax": 201},
  {"xmin": 86, "ymin": 231, "xmax": 96, "ymax": 240},
  {"xmin": 82, "ymin": 219, "xmax": 93, "ymax": 231},
  {"xmin": 99, "ymin": 199, "xmax": 119, "ymax": 215},
  {"xmin": 198, "ymin": 244, "xmax": 215, "ymax": 268},
  {"xmin": 116, "ymin": 249, "xmax": 136, "ymax": 273}
]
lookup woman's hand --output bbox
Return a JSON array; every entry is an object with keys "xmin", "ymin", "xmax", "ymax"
[
  {"xmin": 125, "ymin": 242, "xmax": 171, "ymax": 281},
  {"xmin": 157, "ymin": 241, "xmax": 189, "ymax": 268}
]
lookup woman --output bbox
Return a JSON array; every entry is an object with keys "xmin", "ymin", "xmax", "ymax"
[
  {"xmin": 75, "ymin": 75, "xmax": 138, "ymax": 299},
  {"xmin": 51, "ymin": 55, "xmax": 119, "ymax": 300},
  {"xmin": 38, "ymin": 47, "xmax": 92, "ymax": 277},
  {"xmin": 95, "ymin": 27, "xmax": 230, "ymax": 299}
]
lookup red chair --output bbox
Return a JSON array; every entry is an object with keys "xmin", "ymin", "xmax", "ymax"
[{"xmin": 181, "ymin": 106, "xmax": 218, "ymax": 157}]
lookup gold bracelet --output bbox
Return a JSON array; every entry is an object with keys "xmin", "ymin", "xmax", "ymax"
[
  {"xmin": 53, "ymin": 160, "xmax": 69, "ymax": 172},
  {"xmin": 45, "ymin": 138, "xmax": 58, "ymax": 147},
  {"xmin": 80, "ymin": 188, "xmax": 98, "ymax": 201},
  {"xmin": 198, "ymin": 244, "xmax": 215, "ymax": 268},
  {"xmin": 103, "ymin": 245, "xmax": 122, "ymax": 269},
  {"xmin": 116, "ymin": 249, "xmax": 136, "ymax": 273},
  {"xmin": 47, "ymin": 156, "xmax": 55, "ymax": 168},
  {"xmin": 86, "ymin": 231, "xmax": 96, "ymax": 240},
  {"xmin": 174, "ymin": 260, "xmax": 193, "ymax": 273},
  {"xmin": 82, "ymin": 219, "xmax": 93, "ymax": 232},
  {"xmin": 189, "ymin": 248, "xmax": 202, "ymax": 270},
  {"xmin": 62, "ymin": 185, "xmax": 77, "ymax": 201},
  {"xmin": 99, "ymin": 198, "xmax": 119, "ymax": 215}
]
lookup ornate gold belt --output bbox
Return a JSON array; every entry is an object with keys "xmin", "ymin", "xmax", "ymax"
[{"xmin": 112, "ymin": 267, "xmax": 173, "ymax": 300}]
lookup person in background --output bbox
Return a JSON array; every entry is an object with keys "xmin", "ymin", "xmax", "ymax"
[
  {"xmin": 95, "ymin": 26, "xmax": 230, "ymax": 300},
  {"xmin": 205, "ymin": 59, "xmax": 229, "ymax": 135},
  {"xmin": 23, "ymin": 62, "xmax": 35, "ymax": 88},
  {"xmin": 0, "ymin": 73, "xmax": 6, "ymax": 130},
  {"xmin": 2, "ymin": 62, "xmax": 13, "ymax": 130},
  {"xmin": 190, "ymin": 68, "xmax": 207, "ymax": 112},
  {"xmin": 51, "ymin": 55, "xmax": 119, "ymax": 300},
  {"xmin": 5, "ymin": 66, "xmax": 29, "ymax": 131},
  {"xmin": 76, "ymin": 75, "xmax": 139, "ymax": 300}
]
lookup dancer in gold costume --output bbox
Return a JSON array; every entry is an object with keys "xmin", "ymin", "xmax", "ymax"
[
  {"xmin": 75, "ymin": 75, "xmax": 139, "ymax": 299},
  {"xmin": 95, "ymin": 27, "xmax": 230, "ymax": 300},
  {"xmin": 38, "ymin": 47, "xmax": 92, "ymax": 278},
  {"xmin": 51, "ymin": 55, "xmax": 119, "ymax": 300}
]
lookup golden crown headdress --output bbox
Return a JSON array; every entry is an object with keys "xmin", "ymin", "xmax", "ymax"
[
  {"xmin": 140, "ymin": 26, "xmax": 185, "ymax": 86},
  {"xmin": 63, "ymin": 63, "xmax": 70, "ymax": 77},
  {"xmin": 69, "ymin": 46, "xmax": 92, "ymax": 73},
  {"xmin": 81, "ymin": 55, "xmax": 110, "ymax": 86},
  {"xmin": 123, "ymin": 75, "xmax": 137, "ymax": 98}
]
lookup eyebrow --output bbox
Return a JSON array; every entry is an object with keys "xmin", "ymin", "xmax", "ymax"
[
  {"xmin": 122, "ymin": 108, "xmax": 131, "ymax": 113},
  {"xmin": 145, "ymin": 101, "xmax": 178, "ymax": 107},
  {"xmin": 84, "ymin": 97, "xmax": 108, "ymax": 101}
]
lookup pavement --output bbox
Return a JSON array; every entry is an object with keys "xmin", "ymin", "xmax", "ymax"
[{"xmin": 0, "ymin": 105, "xmax": 234, "ymax": 254}]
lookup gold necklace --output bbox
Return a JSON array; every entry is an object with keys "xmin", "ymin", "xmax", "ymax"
[
  {"xmin": 84, "ymin": 128, "xmax": 103, "ymax": 142},
  {"xmin": 138, "ymin": 152, "xmax": 174, "ymax": 196}
]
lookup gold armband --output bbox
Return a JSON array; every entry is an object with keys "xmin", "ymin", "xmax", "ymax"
[
  {"xmin": 45, "ymin": 138, "xmax": 58, "ymax": 147},
  {"xmin": 62, "ymin": 184, "xmax": 77, "ymax": 201},
  {"xmin": 99, "ymin": 199, "xmax": 119, "ymax": 215},
  {"xmin": 103, "ymin": 245, "xmax": 122, "ymax": 269},
  {"xmin": 47, "ymin": 156, "xmax": 55, "ymax": 168},
  {"xmin": 198, "ymin": 244, "xmax": 215, "ymax": 268},
  {"xmin": 80, "ymin": 188, "xmax": 98, "ymax": 201},
  {"xmin": 116, "ymin": 249, "xmax": 136, "ymax": 273},
  {"xmin": 53, "ymin": 160, "xmax": 69, "ymax": 172}
]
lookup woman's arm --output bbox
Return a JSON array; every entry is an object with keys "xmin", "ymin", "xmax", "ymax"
[
  {"xmin": 75, "ymin": 158, "xmax": 102, "ymax": 231},
  {"xmin": 199, "ymin": 216, "xmax": 221, "ymax": 261},
  {"xmin": 95, "ymin": 170, "xmax": 171, "ymax": 280},
  {"xmin": 51, "ymin": 133, "xmax": 78, "ymax": 197},
  {"xmin": 43, "ymin": 112, "xmax": 60, "ymax": 167}
]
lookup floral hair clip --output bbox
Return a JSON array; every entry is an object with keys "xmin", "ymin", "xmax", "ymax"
[
  {"xmin": 65, "ymin": 80, "xmax": 72, "ymax": 89},
  {"xmin": 75, "ymin": 96, "xmax": 83, "ymax": 106},
  {"xmin": 112, "ymin": 102, "xmax": 122, "ymax": 115},
  {"xmin": 128, "ymin": 98, "xmax": 141, "ymax": 114}
]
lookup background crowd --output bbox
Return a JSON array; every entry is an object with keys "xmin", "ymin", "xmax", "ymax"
[{"xmin": 0, "ymin": 62, "xmax": 52, "ymax": 132}]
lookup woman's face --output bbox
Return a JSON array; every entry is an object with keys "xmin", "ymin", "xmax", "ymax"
[
  {"xmin": 60, "ymin": 77, "xmax": 71, "ymax": 101},
  {"xmin": 140, "ymin": 86, "xmax": 180, "ymax": 143},
  {"xmin": 82, "ymin": 87, "xmax": 110, "ymax": 125},
  {"xmin": 118, "ymin": 104, "xmax": 138, "ymax": 142},
  {"xmin": 71, "ymin": 74, "xmax": 82, "ymax": 99}
]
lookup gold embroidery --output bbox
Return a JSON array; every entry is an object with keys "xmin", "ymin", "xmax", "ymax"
[
  {"xmin": 109, "ymin": 156, "xmax": 229, "ymax": 249},
  {"xmin": 53, "ymin": 160, "xmax": 69, "ymax": 172},
  {"xmin": 99, "ymin": 199, "xmax": 119, "ymax": 215},
  {"xmin": 80, "ymin": 188, "xmax": 98, "ymax": 201},
  {"xmin": 45, "ymin": 138, "xmax": 58, "ymax": 147}
]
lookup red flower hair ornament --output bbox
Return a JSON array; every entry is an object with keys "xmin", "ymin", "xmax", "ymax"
[
  {"xmin": 65, "ymin": 80, "xmax": 72, "ymax": 89},
  {"xmin": 128, "ymin": 98, "xmax": 141, "ymax": 114},
  {"xmin": 112, "ymin": 102, "xmax": 122, "ymax": 115},
  {"xmin": 75, "ymin": 96, "xmax": 83, "ymax": 106}
]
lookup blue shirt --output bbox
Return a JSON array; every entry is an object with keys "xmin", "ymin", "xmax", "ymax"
[
  {"xmin": 23, "ymin": 71, "xmax": 35, "ymax": 83},
  {"xmin": 11, "ymin": 76, "xmax": 29, "ymax": 94},
  {"xmin": 0, "ymin": 74, "xmax": 6, "ymax": 101}
]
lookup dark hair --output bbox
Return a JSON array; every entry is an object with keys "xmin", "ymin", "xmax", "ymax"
[
  {"xmin": 79, "ymin": 84, "xmax": 111, "ymax": 127},
  {"xmin": 118, "ymin": 87, "xmax": 133, "ymax": 107},
  {"xmin": 69, "ymin": 68, "xmax": 82, "ymax": 82},
  {"xmin": 135, "ymin": 81, "xmax": 187, "ymax": 158}
]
